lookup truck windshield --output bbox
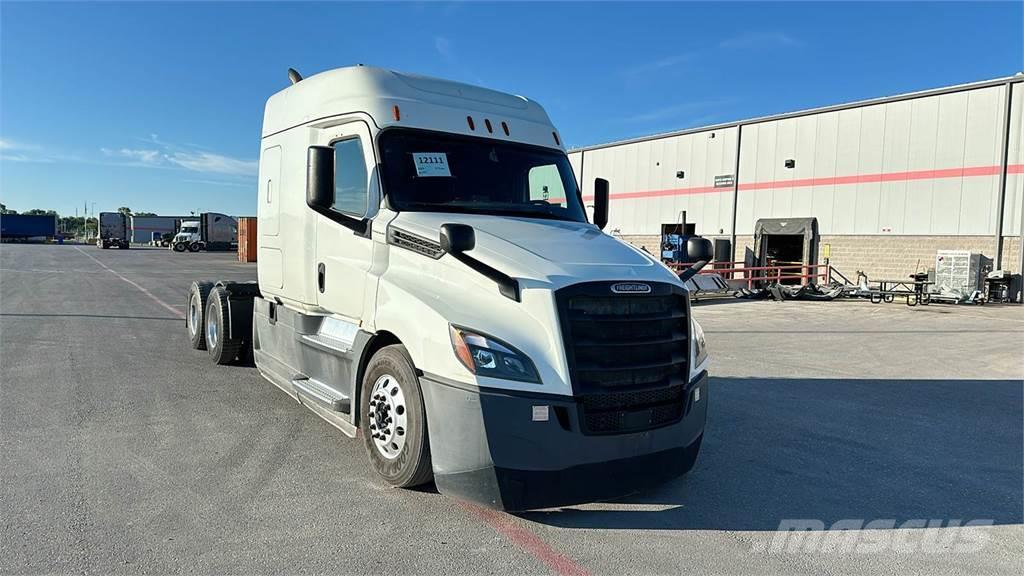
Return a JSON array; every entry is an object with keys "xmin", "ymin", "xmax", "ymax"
[
  {"xmin": 378, "ymin": 129, "xmax": 587, "ymax": 223},
  {"xmin": 181, "ymin": 227, "xmax": 198, "ymax": 233}
]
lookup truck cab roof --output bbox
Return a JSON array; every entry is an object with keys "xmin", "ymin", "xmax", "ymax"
[{"xmin": 261, "ymin": 66, "xmax": 564, "ymax": 151}]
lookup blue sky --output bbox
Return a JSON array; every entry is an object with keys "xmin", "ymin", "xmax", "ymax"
[{"xmin": 1, "ymin": 1, "xmax": 1022, "ymax": 217}]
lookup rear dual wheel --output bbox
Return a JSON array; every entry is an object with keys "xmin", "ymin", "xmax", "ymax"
[
  {"xmin": 186, "ymin": 281, "xmax": 213, "ymax": 349},
  {"xmin": 204, "ymin": 286, "xmax": 243, "ymax": 365}
]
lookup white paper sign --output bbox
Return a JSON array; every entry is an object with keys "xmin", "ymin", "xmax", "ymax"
[{"xmin": 412, "ymin": 152, "xmax": 451, "ymax": 177}]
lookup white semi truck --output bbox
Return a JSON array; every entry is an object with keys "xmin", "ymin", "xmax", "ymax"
[
  {"xmin": 185, "ymin": 66, "xmax": 713, "ymax": 510},
  {"xmin": 171, "ymin": 212, "xmax": 238, "ymax": 252}
]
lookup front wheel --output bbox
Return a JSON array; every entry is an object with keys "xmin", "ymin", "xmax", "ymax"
[
  {"xmin": 173, "ymin": 242, "xmax": 187, "ymax": 252},
  {"xmin": 360, "ymin": 345, "xmax": 433, "ymax": 488}
]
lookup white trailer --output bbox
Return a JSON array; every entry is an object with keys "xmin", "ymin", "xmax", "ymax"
[
  {"xmin": 96, "ymin": 212, "xmax": 129, "ymax": 249},
  {"xmin": 184, "ymin": 66, "xmax": 713, "ymax": 510},
  {"xmin": 129, "ymin": 215, "xmax": 186, "ymax": 245}
]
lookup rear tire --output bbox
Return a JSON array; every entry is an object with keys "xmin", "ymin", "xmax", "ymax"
[
  {"xmin": 205, "ymin": 286, "xmax": 243, "ymax": 365},
  {"xmin": 173, "ymin": 242, "xmax": 187, "ymax": 252},
  {"xmin": 187, "ymin": 281, "xmax": 213, "ymax": 350},
  {"xmin": 188, "ymin": 242, "xmax": 202, "ymax": 253},
  {"xmin": 360, "ymin": 345, "xmax": 433, "ymax": 488}
]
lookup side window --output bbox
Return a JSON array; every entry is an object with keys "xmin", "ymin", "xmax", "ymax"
[
  {"xmin": 332, "ymin": 138, "xmax": 369, "ymax": 216},
  {"xmin": 528, "ymin": 164, "xmax": 567, "ymax": 205}
]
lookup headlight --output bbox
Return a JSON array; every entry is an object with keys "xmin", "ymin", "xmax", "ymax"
[
  {"xmin": 449, "ymin": 325, "xmax": 541, "ymax": 383},
  {"xmin": 692, "ymin": 318, "xmax": 708, "ymax": 367}
]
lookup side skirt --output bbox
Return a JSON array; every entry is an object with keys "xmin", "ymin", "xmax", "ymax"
[{"xmin": 253, "ymin": 297, "xmax": 366, "ymax": 439}]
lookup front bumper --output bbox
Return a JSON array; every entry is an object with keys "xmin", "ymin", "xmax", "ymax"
[{"xmin": 420, "ymin": 371, "xmax": 708, "ymax": 511}]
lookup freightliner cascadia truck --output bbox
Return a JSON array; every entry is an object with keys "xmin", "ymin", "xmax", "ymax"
[{"xmin": 185, "ymin": 66, "xmax": 713, "ymax": 510}]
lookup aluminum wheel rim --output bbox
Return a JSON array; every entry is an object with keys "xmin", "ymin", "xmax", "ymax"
[
  {"xmin": 369, "ymin": 374, "xmax": 408, "ymax": 460},
  {"xmin": 189, "ymin": 298, "xmax": 199, "ymax": 336},
  {"xmin": 206, "ymin": 314, "xmax": 218, "ymax": 348}
]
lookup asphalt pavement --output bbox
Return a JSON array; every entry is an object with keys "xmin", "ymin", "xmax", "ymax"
[{"xmin": 1, "ymin": 243, "xmax": 1021, "ymax": 575}]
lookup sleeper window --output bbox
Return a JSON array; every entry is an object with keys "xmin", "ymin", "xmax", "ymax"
[{"xmin": 332, "ymin": 138, "xmax": 369, "ymax": 216}]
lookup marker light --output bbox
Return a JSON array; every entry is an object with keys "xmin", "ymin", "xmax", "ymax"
[
  {"xmin": 393, "ymin": 105, "xmax": 401, "ymax": 121},
  {"xmin": 467, "ymin": 116, "xmax": 475, "ymax": 130},
  {"xmin": 484, "ymin": 119, "xmax": 493, "ymax": 133},
  {"xmin": 501, "ymin": 121, "xmax": 510, "ymax": 136},
  {"xmin": 552, "ymin": 131, "xmax": 561, "ymax": 146}
]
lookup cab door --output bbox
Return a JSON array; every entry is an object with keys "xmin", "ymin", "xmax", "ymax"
[{"xmin": 314, "ymin": 120, "xmax": 379, "ymax": 322}]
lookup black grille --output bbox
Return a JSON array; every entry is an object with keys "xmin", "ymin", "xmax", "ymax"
[
  {"xmin": 388, "ymin": 228, "xmax": 443, "ymax": 259},
  {"xmin": 556, "ymin": 281, "xmax": 690, "ymax": 435},
  {"xmin": 582, "ymin": 386, "xmax": 687, "ymax": 434}
]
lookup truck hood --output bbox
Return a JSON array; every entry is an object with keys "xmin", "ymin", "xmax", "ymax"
[{"xmin": 389, "ymin": 212, "xmax": 681, "ymax": 287}]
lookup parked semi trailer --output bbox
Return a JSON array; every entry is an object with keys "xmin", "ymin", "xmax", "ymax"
[
  {"xmin": 0, "ymin": 213, "xmax": 58, "ymax": 241},
  {"xmin": 185, "ymin": 66, "xmax": 713, "ymax": 511},
  {"xmin": 97, "ymin": 212, "xmax": 130, "ymax": 249},
  {"xmin": 130, "ymin": 215, "xmax": 186, "ymax": 245},
  {"xmin": 171, "ymin": 213, "xmax": 237, "ymax": 252}
]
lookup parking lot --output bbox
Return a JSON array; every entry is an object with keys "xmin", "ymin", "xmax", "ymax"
[{"xmin": 1, "ymin": 243, "xmax": 1021, "ymax": 575}]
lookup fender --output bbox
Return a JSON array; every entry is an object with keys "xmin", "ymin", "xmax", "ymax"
[{"xmin": 215, "ymin": 281, "xmax": 261, "ymax": 341}]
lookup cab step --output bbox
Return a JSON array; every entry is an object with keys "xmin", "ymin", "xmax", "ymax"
[{"xmin": 291, "ymin": 374, "xmax": 351, "ymax": 413}]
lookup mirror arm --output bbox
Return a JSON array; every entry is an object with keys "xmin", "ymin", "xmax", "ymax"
[
  {"xmin": 448, "ymin": 251, "xmax": 521, "ymax": 301},
  {"xmin": 307, "ymin": 203, "xmax": 369, "ymax": 236},
  {"xmin": 678, "ymin": 260, "xmax": 709, "ymax": 283}
]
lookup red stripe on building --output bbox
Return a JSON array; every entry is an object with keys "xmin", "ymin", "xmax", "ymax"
[{"xmin": 581, "ymin": 163, "xmax": 1024, "ymax": 202}]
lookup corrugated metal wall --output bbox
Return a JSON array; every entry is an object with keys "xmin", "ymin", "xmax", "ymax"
[
  {"xmin": 570, "ymin": 76, "xmax": 1024, "ymax": 241},
  {"xmin": 1005, "ymin": 82, "xmax": 1024, "ymax": 237}
]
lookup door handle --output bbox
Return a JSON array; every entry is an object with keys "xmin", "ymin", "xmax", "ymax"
[{"xmin": 317, "ymin": 263, "xmax": 325, "ymax": 293}]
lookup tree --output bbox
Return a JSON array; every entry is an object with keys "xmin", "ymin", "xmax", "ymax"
[
  {"xmin": 0, "ymin": 203, "xmax": 15, "ymax": 215},
  {"xmin": 118, "ymin": 207, "xmax": 132, "ymax": 215},
  {"xmin": 24, "ymin": 209, "xmax": 57, "ymax": 216},
  {"xmin": 134, "ymin": 212, "xmax": 157, "ymax": 217}
]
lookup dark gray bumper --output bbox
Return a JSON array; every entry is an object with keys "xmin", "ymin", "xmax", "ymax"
[{"xmin": 420, "ymin": 371, "xmax": 708, "ymax": 511}]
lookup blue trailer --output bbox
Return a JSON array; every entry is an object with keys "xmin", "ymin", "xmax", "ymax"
[{"xmin": 0, "ymin": 214, "xmax": 59, "ymax": 241}]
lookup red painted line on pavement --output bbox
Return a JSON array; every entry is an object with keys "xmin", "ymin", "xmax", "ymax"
[
  {"xmin": 458, "ymin": 501, "xmax": 591, "ymax": 576},
  {"xmin": 580, "ymin": 163, "xmax": 1024, "ymax": 201},
  {"xmin": 73, "ymin": 246, "xmax": 184, "ymax": 319}
]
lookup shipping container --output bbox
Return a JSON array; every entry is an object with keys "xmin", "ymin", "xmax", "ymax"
[
  {"xmin": 0, "ymin": 214, "xmax": 58, "ymax": 240},
  {"xmin": 237, "ymin": 217, "xmax": 257, "ymax": 262}
]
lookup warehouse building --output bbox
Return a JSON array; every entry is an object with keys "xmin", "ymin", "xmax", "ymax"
[{"xmin": 569, "ymin": 74, "xmax": 1024, "ymax": 295}]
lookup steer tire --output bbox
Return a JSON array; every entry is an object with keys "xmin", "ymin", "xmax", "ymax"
[
  {"xmin": 205, "ymin": 286, "xmax": 243, "ymax": 365},
  {"xmin": 186, "ymin": 281, "xmax": 213, "ymax": 350},
  {"xmin": 679, "ymin": 433, "xmax": 703, "ymax": 476},
  {"xmin": 173, "ymin": 242, "xmax": 187, "ymax": 252},
  {"xmin": 360, "ymin": 345, "xmax": 433, "ymax": 488}
]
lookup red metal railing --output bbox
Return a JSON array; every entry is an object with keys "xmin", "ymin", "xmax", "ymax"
[{"xmin": 667, "ymin": 260, "xmax": 835, "ymax": 289}]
